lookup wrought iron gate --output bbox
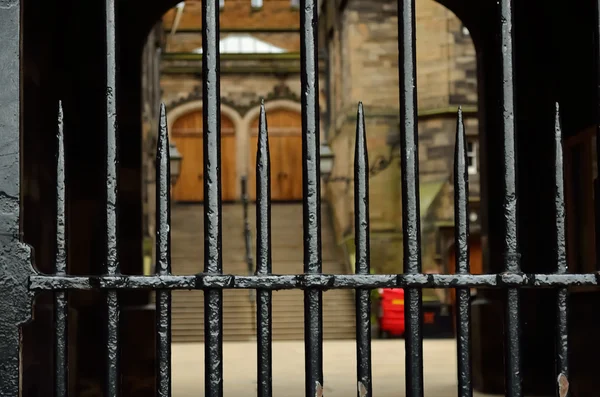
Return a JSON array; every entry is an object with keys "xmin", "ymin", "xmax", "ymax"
[{"xmin": 0, "ymin": 0, "xmax": 588, "ymax": 395}]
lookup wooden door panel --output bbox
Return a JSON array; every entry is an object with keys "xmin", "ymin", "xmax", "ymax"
[
  {"xmin": 278, "ymin": 136, "xmax": 303, "ymax": 200},
  {"xmin": 172, "ymin": 134, "xmax": 203, "ymax": 202},
  {"xmin": 270, "ymin": 137, "xmax": 285, "ymax": 201},
  {"xmin": 221, "ymin": 134, "xmax": 237, "ymax": 201},
  {"xmin": 171, "ymin": 109, "xmax": 237, "ymax": 202},
  {"xmin": 249, "ymin": 109, "xmax": 302, "ymax": 201},
  {"xmin": 248, "ymin": 135, "xmax": 302, "ymax": 201}
]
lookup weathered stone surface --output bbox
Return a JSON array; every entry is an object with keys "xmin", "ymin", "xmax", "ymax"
[
  {"xmin": 162, "ymin": 0, "xmax": 301, "ymax": 31},
  {"xmin": 320, "ymin": 0, "xmax": 479, "ymax": 275}
]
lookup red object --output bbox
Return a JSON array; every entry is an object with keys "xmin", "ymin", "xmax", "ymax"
[{"xmin": 378, "ymin": 288, "xmax": 405, "ymax": 337}]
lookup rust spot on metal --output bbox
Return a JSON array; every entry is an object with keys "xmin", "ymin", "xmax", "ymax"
[
  {"xmin": 558, "ymin": 373, "xmax": 569, "ymax": 397},
  {"xmin": 315, "ymin": 381, "xmax": 323, "ymax": 397},
  {"xmin": 358, "ymin": 381, "xmax": 368, "ymax": 397}
]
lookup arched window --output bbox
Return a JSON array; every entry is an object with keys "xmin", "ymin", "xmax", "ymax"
[{"xmin": 193, "ymin": 34, "xmax": 288, "ymax": 54}]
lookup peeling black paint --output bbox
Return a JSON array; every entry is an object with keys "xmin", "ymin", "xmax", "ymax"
[
  {"xmin": 554, "ymin": 104, "xmax": 569, "ymax": 396},
  {"xmin": 256, "ymin": 101, "xmax": 273, "ymax": 397},
  {"xmin": 300, "ymin": 0, "xmax": 324, "ymax": 395},
  {"xmin": 397, "ymin": 0, "xmax": 424, "ymax": 394},
  {"xmin": 499, "ymin": 0, "xmax": 522, "ymax": 395},
  {"xmin": 54, "ymin": 102, "xmax": 68, "ymax": 397},
  {"xmin": 202, "ymin": 0, "xmax": 224, "ymax": 395},
  {"xmin": 156, "ymin": 103, "xmax": 172, "ymax": 397},
  {"xmin": 454, "ymin": 108, "xmax": 472, "ymax": 397},
  {"xmin": 104, "ymin": 0, "xmax": 121, "ymax": 395},
  {"xmin": 354, "ymin": 103, "xmax": 372, "ymax": 397},
  {"xmin": 30, "ymin": 272, "xmax": 600, "ymax": 292}
]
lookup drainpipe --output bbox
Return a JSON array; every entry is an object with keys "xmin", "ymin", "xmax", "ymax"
[{"xmin": 171, "ymin": 2, "xmax": 185, "ymax": 36}]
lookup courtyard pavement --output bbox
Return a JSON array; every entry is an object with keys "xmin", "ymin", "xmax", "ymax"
[{"xmin": 172, "ymin": 340, "xmax": 497, "ymax": 396}]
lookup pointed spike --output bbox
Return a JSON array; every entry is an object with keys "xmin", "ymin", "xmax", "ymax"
[
  {"xmin": 155, "ymin": 103, "xmax": 172, "ymax": 396},
  {"xmin": 453, "ymin": 106, "xmax": 472, "ymax": 396},
  {"xmin": 256, "ymin": 99, "xmax": 273, "ymax": 397},
  {"xmin": 256, "ymin": 100, "xmax": 271, "ymax": 275},
  {"xmin": 454, "ymin": 107, "xmax": 466, "ymax": 179},
  {"xmin": 354, "ymin": 101, "xmax": 369, "ymax": 275},
  {"xmin": 54, "ymin": 100, "xmax": 69, "ymax": 397},
  {"xmin": 554, "ymin": 102, "xmax": 566, "ymax": 274},
  {"xmin": 453, "ymin": 106, "xmax": 469, "ymax": 274},
  {"xmin": 554, "ymin": 102, "xmax": 560, "ymax": 139},
  {"xmin": 554, "ymin": 101, "xmax": 569, "ymax": 397},
  {"xmin": 353, "ymin": 101, "xmax": 372, "ymax": 397},
  {"xmin": 56, "ymin": 101, "xmax": 66, "ymax": 274},
  {"xmin": 354, "ymin": 102, "xmax": 367, "ymax": 170},
  {"xmin": 156, "ymin": 103, "xmax": 171, "ymax": 275}
]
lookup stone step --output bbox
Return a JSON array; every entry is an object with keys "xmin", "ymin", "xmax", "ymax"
[{"xmin": 170, "ymin": 203, "xmax": 352, "ymax": 342}]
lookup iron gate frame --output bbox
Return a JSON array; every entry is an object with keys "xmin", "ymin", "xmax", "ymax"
[{"xmin": 0, "ymin": 0, "xmax": 588, "ymax": 396}]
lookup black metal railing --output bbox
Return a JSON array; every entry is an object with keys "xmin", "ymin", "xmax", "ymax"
[
  {"xmin": 27, "ymin": 95, "xmax": 581, "ymax": 397},
  {"xmin": 0, "ymin": 0, "xmax": 589, "ymax": 396}
]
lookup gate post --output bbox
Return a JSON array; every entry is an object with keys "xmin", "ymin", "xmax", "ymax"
[{"xmin": 0, "ymin": 2, "xmax": 36, "ymax": 395}]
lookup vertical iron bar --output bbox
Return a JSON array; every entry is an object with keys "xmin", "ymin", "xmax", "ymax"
[
  {"xmin": 300, "ymin": 0, "xmax": 323, "ymax": 393},
  {"xmin": 202, "ymin": 0, "xmax": 223, "ymax": 394},
  {"xmin": 499, "ymin": 0, "xmax": 522, "ymax": 395},
  {"xmin": 354, "ymin": 103, "xmax": 372, "ymax": 397},
  {"xmin": 454, "ymin": 108, "xmax": 472, "ymax": 397},
  {"xmin": 397, "ymin": 0, "xmax": 424, "ymax": 395},
  {"xmin": 105, "ymin": 0, "xmax": 120, "ymax": 394},
  {"xmin": 553, "ymin": 104, "xmax": 569, "ymax": 397},
  {"xmin": 499, "ymin": 0, "xmax": 524, "ymax": 394},
  {"xmin": 595, "ymin": 0, "xmax": 600, "ymax": 270},
  {"xmin": 55, "ymin": 102, "xmax": 68, "ymax": 397},
  {"xmin": 256, "ymin": 102, "xmax": 273, "ymax": 397},
  {"xmin": 156, "ymin": 104, "xmax": 172, "ymax": 397}
]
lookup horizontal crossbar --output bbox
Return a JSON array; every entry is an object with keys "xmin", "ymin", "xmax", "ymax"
[{"xmin": 29, "ymin": 273, "xmax": 600, "ymax": 291}]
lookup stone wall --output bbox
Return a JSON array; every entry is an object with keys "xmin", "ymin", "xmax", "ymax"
[
  {"xmin": 325, "ymin": 0, "xmax": 477, "ymax": 121},
  {"xmin": 162, "ymin": 0, "xmax": 301, "ymax": 31},
  {"xmin": 321, "ymin": 0, "xmax": 479, "ymax": 275},
  {"xmin": 161, "ymin": 74, "xmax": 303, "ymax": 112}
]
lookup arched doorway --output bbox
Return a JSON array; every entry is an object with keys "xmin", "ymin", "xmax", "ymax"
[
  {"xmin": 248, "ymin": 108, "xmax": 303, "ymax": 201},
  {"xmin": 171, "ymin": 109, "xmax": 237, "ymax": 202}
]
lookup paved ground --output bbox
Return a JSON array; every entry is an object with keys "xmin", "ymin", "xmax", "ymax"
[{"xmin": 172, "ymin": 340, "xmax": 497, "ymax": 396}]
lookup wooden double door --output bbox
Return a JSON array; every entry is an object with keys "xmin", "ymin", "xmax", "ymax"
[
  {"xmin": 248, "ymin": 109, "xmax": 303, "ymax": 201},
  {"xmin": 171, "ymin": 107, "xmax": 303, "ymax": 203},
  {"xmin": 171, "ymin": 110, "xmax": 237, "ymax": 202}
]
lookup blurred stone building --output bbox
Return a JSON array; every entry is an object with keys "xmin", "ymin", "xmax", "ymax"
[{"xmin": 317, "ymin": 0, "xmax": 481, "ymax": 304}]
